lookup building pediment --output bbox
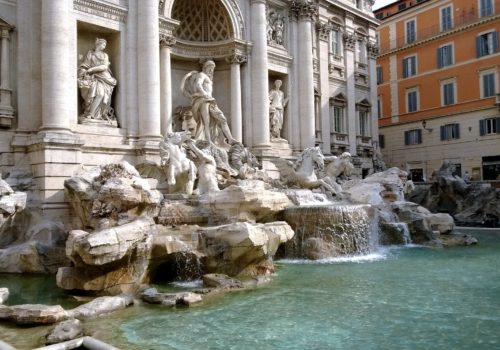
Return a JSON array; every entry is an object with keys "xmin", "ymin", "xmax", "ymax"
[{"xmin": 0, "ymin": 16, "xmax": 14, "ymax": 30}]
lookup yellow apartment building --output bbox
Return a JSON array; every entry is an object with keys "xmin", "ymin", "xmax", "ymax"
[{"xmin": 375, "ymin": 0, "xmax": 500, "ymax": 181}]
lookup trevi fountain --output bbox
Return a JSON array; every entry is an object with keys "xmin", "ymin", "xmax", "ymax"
[{"xmin": 1, "ymin": 0, "xmax": 500, "ymax": 349}]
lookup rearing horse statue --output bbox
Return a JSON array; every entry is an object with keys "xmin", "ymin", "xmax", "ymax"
[{"xmin": 159, "ymin": 131, "xmax": 197, "ymax": 195}]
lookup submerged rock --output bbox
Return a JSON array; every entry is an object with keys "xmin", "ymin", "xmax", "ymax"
[
  {"xmin": 45, "ymin": 319, "xmax": 84, "ymax": 345},
  {"xmin": 202, "ymin": 273, "xmax": 244, "ymax": 289},
  {"xmin": 140, "ymin": 288, "xmax": 202, "ymax": 307},
  {"xmin": 67, "ymin": 294, "xmax": 134, "ymax": 319}
]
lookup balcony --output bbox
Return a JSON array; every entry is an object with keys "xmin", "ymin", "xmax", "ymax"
[
  {"xmin": 330, "ymin": 132, "xmax": 349, "ymax": 154},
  {"xmin": 379, "ymin": 1, "xmax": 500, "ymax": 54},
  {"xmin": 356, "ymin": 135, "xmax": 373, "ymax": 156}
]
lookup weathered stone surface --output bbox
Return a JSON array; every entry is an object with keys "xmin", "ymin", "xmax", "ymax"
[
  {"xmin": 67, "ymin": 294, "xmax": 134, "ymax": 319},
  {"xmin": 0, "ymin": 179, "xmax": 14, "ymax": 196},
  {"xmin": 140, "ymin": 288, "xmax": 202, "ymax": 307},
  {"xmin": 67, "ymin": 217, "xmax": 155, "ymax": 266},
  {"xmin": 0, "ymin": 287, "xmax": 8, "ymax": 304},
  {"xmin": 0, "ymin": 304, "xmax": 67, "ymax": 325},
  {"xmin": 46, "ymin": 319, "xmax": 84, "ymax": 345},
  {"xmin": 198, "ymin": 221, "xmax": 294, "ymax": 276},
  {"xmin": 439, "ymin": 234, "xmax": 478, "ymax": 247},
  {"xmin": 202, "ymin": 273, "xmax": 244, "ymax": 289},
  {"xmin": 0, "ymin": 192, "xmax": 26, "ymax": 215},
  {"xmin": 64, "ymin": 162, "xmax": 162, "ymax": 230},
  {"xmin": 198, "ymin": 180, "xmax": 293, "ymax": 224}
]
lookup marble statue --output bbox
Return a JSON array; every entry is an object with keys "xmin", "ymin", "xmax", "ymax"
[
  {"xmin": 78, "ymin": 38, "xmax": 117, "ymax": 124},
  {"xmin": 273, "ymin": 147, "xmax": 339, "ymax": 194},
  {"xmin": 228, "ymin": 142, "xmax": 261, "ymax": 179},
  {"xmin": 180, "ymin": 60, "xmax": 236, "ymax": 146},
  {"xmin": 269, "ymin": 79, "xmax": 288, "ymax": 140},
  {"xmin": 186, "ymin": 139, "xmax": 219, "ymax": 194},
  {"xmin": 159, "ymin": 131, "xmax": 197, "ymax": 195},
  {"xmin": 324, "ymin": 152, "xmax": 354, "ymax": 180},
  {"xmin": 267, "ymin": 11, "xmax": 285, "ymax": 47}
]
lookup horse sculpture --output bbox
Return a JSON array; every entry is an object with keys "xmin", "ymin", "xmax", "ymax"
[
  {"xmin": 324, "ymin": 152, "xmax": 354, "ymax": 181},
  {"xmin": 273, "ymin": 147, "xmax": 339, "ymax": 195},
  {"xmin": 159, "ymin": 131, "xmax": 197, "ymax": 195}
]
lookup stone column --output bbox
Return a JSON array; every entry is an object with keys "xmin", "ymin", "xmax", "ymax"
[
  {"xmin": 0, "ymin": 27, "xmax": 14, "ymax": 128},
  {"xmin": 316, "ymin": 21, "xmax": 332, "ymax": 155},
  {"xmin": 226, "ymin": 53, "xmax": 247, "ymax": 142},
  {"xmin": 292, "ymin": 1, "xmax": 317, "ymax": 150},
  {"xmin": 160, "ymin": 34, "xmax": 176, "ymax": 137},
  {"xmin": 250, "ymin": 0, "xmax": 270, "ymax": 149},
  {"xmin": 138, "ymin": 0, "xmax": 162, "ymax": 143},
  {"xmin": 368, "ymin": 40, "xmax": 379, "ymax": 147},
  {"xmin": 343, "ymin": 32, "xmax": 357, "ymax": 155},
  {"xmin": 40, "ymin": 0, "xmax": 74, "ymax": 132}
]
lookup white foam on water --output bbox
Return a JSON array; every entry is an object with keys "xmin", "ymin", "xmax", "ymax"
[
  {"xmin": 170, "ymin": 279, "xmax": 203, "ymax": 288},
  {"xmin": 278, "ymin": 251, "xmax": 388, "ymax": 265}
]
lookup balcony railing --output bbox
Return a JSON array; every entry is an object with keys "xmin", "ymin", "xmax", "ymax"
[{"xmin": 379, "ymin": 1, "xmax": 500, "ymax": 54}]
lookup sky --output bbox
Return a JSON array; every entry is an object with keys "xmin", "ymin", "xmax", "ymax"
[{"xmin": 373, "ymin": 0, "xmax": 398, "ymax": 11}]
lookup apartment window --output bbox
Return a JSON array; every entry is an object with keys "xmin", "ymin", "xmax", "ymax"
[
  {"xmin": 441, "ymin": 79, "xmax": 456, "ymax": 106},
  {"xmin": 437, "ymin": 44, "xmax": 453, "ymax": 68},
  {"xmin": 476, "ymin": 31, "xmax": 499, "ymax": 57},
  {"xmin": 331, "ymin": 30, "xmax": 341, "ymax": 56},
  {"xmin": 405, "ymin": 20, "xmax": 416, "ymax": 44},
  {"xmin": 406, "ymin": 88, "xmax": 419, "ymax": 113},
  {"xmin": 440, "ymin": 6, "xmax": 453, "ymax": 31},
  {"xmin": 398, "ymin": 3, "xmax": 407, "ymax": 11},
  {"xmin": 376, "ymin": 66, "xmax": 383, "ymax": 84},
  {"xmin": 379, "ymin": 134, "xmax": 385, "ymax": 149},
  {"xmin": 404, "ymin": 129, "xmax": 422, "ymax": 145},
  {"xmin": 480, "ymin": 117, "xmax": 500, "ymax": 135},
  {"xmin": 480, "ymin": 0, "xmax": 494, "ymax": 17},
  {"xmin": 377, "ymin": 96, "xmax": 382, "ymax": 119},
  {"xmin": 332, "ymin": 105, "xmax": 345, "ymax": 133},
  {"xmin": 402, "ymin": 55, "xmax": 417, "ymax": 78},
  {"xmin": 358, "ymin": 110, "xmax": 370, "ymax": 136},
  {"xmin": 480, "ymin": 70, "xmax": 497, "ymax": 98},
  {"xmin": 440, "ymin": 123, "xmax": 460, "ymax": 140}
]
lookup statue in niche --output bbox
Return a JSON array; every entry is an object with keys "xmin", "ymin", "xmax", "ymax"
[
  {"xmin": 78, "ymin": 38, "xmax": 117, "ymax": 125},
  {"xmin": 269, "ymin": 79, "xmax": 288, "ymax": 140},
  {"xmin": 180, "ymin": 60, "xmax": 236, "ymax": 147}
]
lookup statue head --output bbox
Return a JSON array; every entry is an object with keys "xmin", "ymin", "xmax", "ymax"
[
  {"xmin": 95, "ymin": 38, "xmax": 107, "ymax": 50},
  {"xmin": 202, "ymin": 60, "xmax": 216, "ymax": 78},
  {"xmin": 274, "ymin": 79, "xmax": 282, "ymax": 89}
]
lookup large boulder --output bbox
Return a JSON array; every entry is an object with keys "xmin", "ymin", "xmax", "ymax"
[
  {"xmin": 198, "ymin": 221, "xmax": 294, "ymax": 276},
  {"xmin": 64, "ymin": 162, "xmax": 162, "ymax": 230},
  {"xmin": 0, "ymin": 304, "xmax": 68, "ymax": 325},
  {"xmin": 66, "ymin": 294, "xmax": 134, "ymax": 319}
]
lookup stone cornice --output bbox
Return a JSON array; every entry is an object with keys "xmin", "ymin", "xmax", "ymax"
[
  {"xmin": 73, "ymin": 0, "xmax": 128, "ymax": 23},
  {"xmin": 171, "ymin": 39, "xmax": 252, "ymax": 60},
  {"xmin": 378, "ymin": 12, "xmax": 500, "ymax": 58},
  {"xmin": 159, "ymin": 17, "xmax": 180, "ymax": 36}
]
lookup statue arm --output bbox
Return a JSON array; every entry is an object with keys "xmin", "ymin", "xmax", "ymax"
[{"xmin": 86, "ymin": 53, "xmax": 110, "ymax": 74}]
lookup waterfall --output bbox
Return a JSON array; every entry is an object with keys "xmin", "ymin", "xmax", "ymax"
[{"xmin": 280, "ymin": 204, "xmax": 376, "ymax": 260}]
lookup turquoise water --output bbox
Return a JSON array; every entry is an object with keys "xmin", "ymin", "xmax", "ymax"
[{"xmin": 1, "ymin": 229, "xmax": 500, "ymax": 349}]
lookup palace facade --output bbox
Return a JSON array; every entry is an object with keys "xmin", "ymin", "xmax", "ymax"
[{"xmin": 0, "ymin": 0, "xmax": 379, "ymax": 219}]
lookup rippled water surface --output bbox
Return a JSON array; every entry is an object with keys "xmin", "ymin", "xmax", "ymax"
[{"xmin": 1, "ymin": 229, "xmax": 500, "ymax": 350}]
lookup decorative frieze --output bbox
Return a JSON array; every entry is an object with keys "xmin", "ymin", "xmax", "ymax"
[
  {"xmin": 172, "ymin": 40, "xmax": 252, "ymax": 60},
  {"xmin": 290, "ymin": 0, "xmax": 317, "ymax": 22},
  {"xmin": 73, "ymin": 0, "xmax": 127, "ymax": 23},
  {"xmin": 316, "ymin": 21, "xmax": 332, "ymax": 41}
]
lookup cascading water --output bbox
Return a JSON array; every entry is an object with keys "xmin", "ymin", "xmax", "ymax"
[{"xmin": 280, "ymin": 204, "xmax": 376, "ymax": 259}]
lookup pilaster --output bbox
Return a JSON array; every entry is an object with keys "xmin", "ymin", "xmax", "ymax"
[
  {"xmin": 343, "ymin": 31, "xmax": 357, "ymax": 156},
  {"xmin": 160, "ymin": 34, "xmax": 176, "ymax": 137},
  {"xmin": 226, "ymin": 53, "xmax": 247, "ymax": 142},
  {"xmin": 316, "ymin": 20, "xmax": 332, "ymax": 155}
]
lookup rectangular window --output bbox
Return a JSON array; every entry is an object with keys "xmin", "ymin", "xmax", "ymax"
[
  {"xmin": 479, "ymin": 118, "xmax": 500, "ymax": 135},
  {"xmin": 403, "ymin": 55, "xmax": 417, "ymax": 78},
  {"xmin": 437, "ymin": 44, "xmax": 453, "ymax": 68},
  {"xmin": 377, "ymin": 66, "xmax": 383, "ymax": 84},
  {"xmin": 404, "ymin": 129, "xmax": 422, "ymax": 145},
  {"xmin": 379, "ymin": 134, "xmax": 385, "ymax": 149},
  {"xmin": 442, "ymin": 81, "xmax": 455, "ymax": 105},
  {"xmin": 333, "ymin": 106, "xmax": 345, "ymax": 133},
  {"xmin": 331, "ymin": 30, "xmax": 340, "ymax": 56},
  {"xmin": 480, "ymin": 0, "xmax": 494, "ymax": 17},
  {"xmin": 359, "ymin": 110, "xmax": 370, "ymax": 136},
  {"xmin": 441, "ymin": 6, "xmax": 453, "ymax": 31},
  {"xmin": 440, "ymin": 123, "xmax": 460, "ymax": 140},
  {"xmin": 476, "ymin": 31, "xmax": 499, "ymax": 57},
  {"xmin": 481, "ymin": 71, "xmax": 496, "ymax": 98},
  {"xmin": 406, "ymin": 20, "xmax": 416, "ymax": 44},
  {"xmin": 377, "ymin": 96, "xmax": 382, "ymax": 119},
  {"xmin": 406, "ymin": 89, "xmax": 418, "ymax": 113},
  {"xmin": 398, "ymin": 3, "xmax": 407, "ymax": 11}
]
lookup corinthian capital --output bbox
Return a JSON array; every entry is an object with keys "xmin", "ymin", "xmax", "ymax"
[
  {"xmin": 367, "ymin": 41, "xmax": 380, "ymax": 58},
  {"xmin": 342, "ymin": 32, "xmax": 356, "ymax": 51},
  {"xmin": 159, "ymin": 34, "xmax": 176, "ymax": 48},
  {"xmin": 226, "ymin": 53, "xmax": 248, "ymax": 65},
  {"xmin": 290, "ymin": 0, "xmax": 317, "ymax": 22},
  {"xmin": 316, "ymin": 21, "xmax": 332, "ymax": 41}
]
